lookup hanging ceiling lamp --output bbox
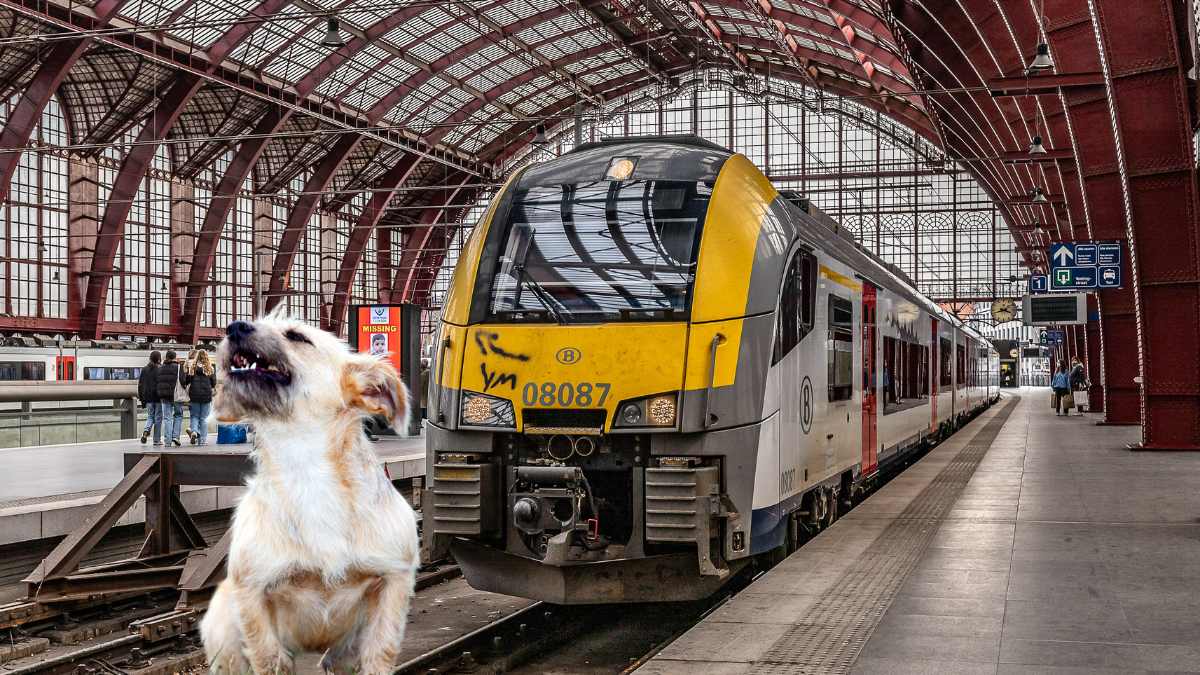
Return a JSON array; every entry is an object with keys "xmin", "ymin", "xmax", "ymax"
[
  {"xmin": 1030, "ymin": 187, "xmax": 1048, "ymax": 203},
  {"xmin": 1029, "ymin": 43, "xmax": 1054, "ymax": 71},
  {"xmin": 321, "ymin": 17, "xmax": 345, "ymax": 48},
  {"xmin": 532, "ymin": 123, "xmax": 549, "ymax": 146},
  {"xmin": 1027, "ymin": 135, "xmax": 1047, "ymax": 154}
]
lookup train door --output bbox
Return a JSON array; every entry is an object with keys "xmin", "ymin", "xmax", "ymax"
[
  {"xmin": 55, "ymin": 355, "xmax": 75, "ymax": 381},
  {"xmin": 951, "ymin": 330, "xmax": 959, "ymax": 416},
  {"xmin": 929, "ymin": 318, "xmax": 938, "ymax": 431},
  {"xmin": 861, "ymin": 283, "xmax": 878, "ymax": 476}
]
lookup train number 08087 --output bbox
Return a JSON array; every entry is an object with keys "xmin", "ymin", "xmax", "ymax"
[{"xmin": 521, "ymin": 381, "xmax": 611, "ymax": 408}]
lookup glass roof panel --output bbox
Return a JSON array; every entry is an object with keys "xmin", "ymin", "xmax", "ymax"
[
  {"xmin": 228, "ymin": 5, "xmax": 310, "ymax": 68},
  {"xmin": 166, "ymin": 0, "xmax": 245, "ymax": 49},
  {"xmin": 121, "ymin": 0, "xmax": 193, "ymax": 27}
]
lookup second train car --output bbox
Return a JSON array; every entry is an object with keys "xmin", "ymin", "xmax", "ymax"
[{"xmin": 424, "ymin": 136, "xmax": 999, "ymax": 603}]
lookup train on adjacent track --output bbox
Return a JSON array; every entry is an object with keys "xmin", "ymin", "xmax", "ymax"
[
  {"xmin": 0, "ymin": 343, "xmax": 199, "ymax": 382},
  {"xmin": 417, "ymin": 135, "xmax": 994, "ymax": 603}
]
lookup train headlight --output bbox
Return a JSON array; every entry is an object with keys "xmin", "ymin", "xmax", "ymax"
[
  {"xmin": 604, "ymin": 156, "xmax": 638, "ymax": 181},
  {"xmin": 647, "ymin": 395, "xmax": 676, "ymax": 425},
  {"xmin": 614, "ymin": 392, "xmax": 678, "ymax": 428},
  {"xmin": 620, "ymin": 403, "xmax": 642, "ymax": 425},
  {"xmin": 460, "ymin": 391, "xmax": 516, "ymax": 428}
]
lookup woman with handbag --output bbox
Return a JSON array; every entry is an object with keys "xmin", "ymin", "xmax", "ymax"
[
  {"xmin": 1069, "ymin": 357, "xmax": 1089, "ymax": 416},
  {"xmin": 182, "ymin": 351, "xmax": 216, "ymax": 445},
  {"xmin": 1051, "ymin": 364, "xmax": 1072, "ymax": 416}
]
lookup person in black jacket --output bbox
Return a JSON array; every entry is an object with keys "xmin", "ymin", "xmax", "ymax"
[
  {"xmin": 182, "ymin": 350, "xmax": 216, "ymax": 445},
  {"xmin": 138, "ymin": 351, "xmax": 162, "ymax": 445},
  {"xmin": 155, "ymin": 350, "xmax": 185, "ymax": 446}
]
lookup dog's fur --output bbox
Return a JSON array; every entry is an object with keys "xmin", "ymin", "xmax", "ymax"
[{"xmin": 200, "ymin": 311, "xmax": 418, "ymax": 674}]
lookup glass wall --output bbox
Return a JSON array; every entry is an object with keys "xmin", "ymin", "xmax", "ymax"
[{"xmin": 0, "ymin": 95, "xmax": 68, "ymax": 319}]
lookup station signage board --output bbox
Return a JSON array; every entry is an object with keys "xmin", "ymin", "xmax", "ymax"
[
  {"xmin": 352, "ymin": 305, "xmax": 404, "ymax": 373},
  {"xmin": 1022, "ymin": 293, "xmax": 1087, "ymax": 326},
  {"xmin": 1048, "ymin": 241, "xmax": 1123, "ymax": 290},
  {"xmin": 348, "ymin": 303, "xmax": 423, "ymax": 435},
  {"xmin": 1039, "ymin": 329, "xmax": 1065, "ymax": 345},
  {"xmin": 1029, "ymin": 275, "xmax": 1049, "ymax": 293}
]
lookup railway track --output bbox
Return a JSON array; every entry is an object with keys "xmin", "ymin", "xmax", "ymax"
[
  {"xmin": 395, "ymin": 575, "xmax": 754, "ymax": 675},
  {"xmin": 0, "ymin": 563, "xmax": 467, "ymax": 674}
]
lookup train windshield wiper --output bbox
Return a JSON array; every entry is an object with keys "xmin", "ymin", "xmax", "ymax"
[{"xmin": 512, "ymin": 263, "xmax": 567, "ymax": 325}]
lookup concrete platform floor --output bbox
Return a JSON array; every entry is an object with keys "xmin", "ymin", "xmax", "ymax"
[{"xmin": 639, "ymin": 389, "xmax": 1200, "ymax": 674}]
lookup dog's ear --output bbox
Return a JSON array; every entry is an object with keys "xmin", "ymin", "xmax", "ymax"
[{"xmin": 342, "ymin": 356, "xmax": 409, "ymax": 423}]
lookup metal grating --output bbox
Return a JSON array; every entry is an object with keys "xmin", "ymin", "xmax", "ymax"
[{"xmin": 753, "ymin": 396, "xmax": 1019, "ymax": 674}]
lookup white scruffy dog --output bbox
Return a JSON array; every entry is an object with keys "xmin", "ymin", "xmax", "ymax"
[{"xmin": 200, "ymin": 312, "xmax": 418, "ymax": 674}]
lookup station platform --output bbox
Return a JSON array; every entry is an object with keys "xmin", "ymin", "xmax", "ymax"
[
  {"xmin": 0, "ymin": 434, "xmax": 424, "ymax": 546},
  {"xmin": 640, "ymin": 390, "xmax": 1200, "ymax": 674}
]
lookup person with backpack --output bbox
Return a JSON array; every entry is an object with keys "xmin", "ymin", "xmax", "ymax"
[
  {"xmin": 138, "ymin": 351, "xmax": 163, "ymax": 445},
  {"xmin": 182, "ymin": 350, "xmax": 216, "ymax": 445},
  {"xmin": 155, "ymin": 350, "xmax": 186, "ymax": 446}
]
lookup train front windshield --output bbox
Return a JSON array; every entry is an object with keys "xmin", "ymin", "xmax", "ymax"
[{"xmin": 484, "ymin": 179, "xmax": 709, "ymax": 322}]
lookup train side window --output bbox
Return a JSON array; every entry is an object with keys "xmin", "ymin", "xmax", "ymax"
[
  {"xmin": 84, "ymin": 367, "xmax": 108, "ymax": 380},
  {"xmin": 0, "ymin": 362, "xmax": 20, "ymax": 380},
  {"xmin": 956, "ymin": 344, "xmax": 967, "ymax": 388},
  {"xmin": 882, "ymin": 337, "xmax": 929, "ymax": 413},
  {"xmin": 827, "ymin": 295, "xmax": 853, "ymax": 401},
  {"xmin": 939, "ymin": 337, "xmax": 952, "ymax": 387},
  {"xmin": 772, "ymin": 250, "xmax": 816, "ymax": 364}
]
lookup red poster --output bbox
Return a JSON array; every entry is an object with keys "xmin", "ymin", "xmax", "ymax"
[{"xmin": 355, "ymin": 305, "xmax": 403, "ymax": 372}]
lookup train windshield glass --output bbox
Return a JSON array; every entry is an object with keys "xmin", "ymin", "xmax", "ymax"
[{"xmin": 486, "ymin": 179, "xmax": 708, "ymax": 322}]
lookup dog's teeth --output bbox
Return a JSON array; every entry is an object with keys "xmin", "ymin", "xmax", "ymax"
[{"xmin": 250, "ymin": 362, "xmax": 258, "ymax": 370}]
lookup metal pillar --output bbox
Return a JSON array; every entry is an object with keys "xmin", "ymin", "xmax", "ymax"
[{"xmin": 327, "ymin": 153, "xmax": 422, "ymax": 334}]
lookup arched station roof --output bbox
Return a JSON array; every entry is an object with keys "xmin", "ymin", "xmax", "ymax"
[{"xmin": 0, "ymin": 0, "xmax": 1195, "ymax": 446}]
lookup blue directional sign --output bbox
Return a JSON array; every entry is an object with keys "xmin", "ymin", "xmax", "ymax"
[
  {"xmin": 1029, "ymin": 275, "xmax": 1048, "ymax": 293},
  {"xmin": 1051, "ymin": 266, "xmax": 1096, "ymax": 290},
  {"xmin": 1049, "ymin": 242, "xmax": 1076, "ymax": 268},
  {"xmin": 1097, "ymin": 242, "xmax": 1121, "ymax": 266},
  {"xmin": 1048, "ymin": 240, "xmax": 1124, "ymax": 290},
  {"xmin": 1039, "ymin": 329, "xmax": 1065, "ymax": 345},
  {"xmin": 1074, "ymin": 244, "xmax": 1096, "ymax": 266},
  {"xmin": 1098, "ymin": 265, "xmax": 1121, "ymax": 288}
]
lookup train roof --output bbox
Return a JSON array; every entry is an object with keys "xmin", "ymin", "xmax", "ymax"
[{"xmin": 521, "ymin": 135, "xmax": 731, "ymax": 187}]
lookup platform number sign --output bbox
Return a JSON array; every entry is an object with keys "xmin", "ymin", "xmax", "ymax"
[
  {"xmin": 1029, "ymin": 275, "xmax": 1049, "ymax": 293},
  {"xmin": 1048, "ymin": 241, "xmax": 1123, "ymax": 290}
]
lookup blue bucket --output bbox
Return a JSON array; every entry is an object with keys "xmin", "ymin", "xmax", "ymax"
[{"xmin": 216, "ymin": 424, "xmax": 247, "ymax": 445}]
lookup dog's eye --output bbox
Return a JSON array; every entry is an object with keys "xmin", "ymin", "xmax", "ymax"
[{"xmin": 284, "ymin": 329, "xmax": 312, "ymax": 345}]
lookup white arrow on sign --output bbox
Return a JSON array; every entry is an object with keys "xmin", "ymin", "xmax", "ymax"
[{"xmin": 1052, "ymin": 245, "xmax": 1073, "ymax": 266}]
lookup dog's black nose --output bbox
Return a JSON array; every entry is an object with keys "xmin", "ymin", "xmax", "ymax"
[{"xmin": 226, "ymin": 321, "xmax": 255, "ymax": 340}]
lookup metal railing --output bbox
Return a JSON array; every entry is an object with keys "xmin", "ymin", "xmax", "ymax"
[{"xmin": 0, "ymin": 382, "xmax": 140, "ymax": 441}]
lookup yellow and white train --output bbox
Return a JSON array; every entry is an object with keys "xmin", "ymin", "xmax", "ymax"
[{"xmin": 424, "ymin": 136, "xmax": 998, "ymax": 603}]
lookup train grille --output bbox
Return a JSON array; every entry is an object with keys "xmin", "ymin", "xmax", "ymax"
[
  {"xmin": 644, "ymin": 466, "xmax": 720, "ymax": 543},
  {"xmin": 430, "ymin": 463, "xmax": 497, "ymax": 535}
]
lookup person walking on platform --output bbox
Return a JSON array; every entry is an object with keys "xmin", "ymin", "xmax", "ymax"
[
  {"xmin": 183, "ymin": 350, "xmax": 216, "ymax": 445},
  {"xmin": 1051, "ymin": 364, "xmax": 1072, "ymax": 416},
  {"xmin": 155, "ymin": 350, "xmax": 186, "ymax": 446},
  {"xmin": 138, "ymin": 351, "xmax": 163, "ymax": 445},
  {"xmin": 1069, "ymin": 357, "xmax": 1089, "ymax": 416}
]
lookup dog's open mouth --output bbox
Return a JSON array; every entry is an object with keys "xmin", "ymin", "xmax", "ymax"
[{"xmin": 228, "ymin": 348, "xmax": 291, "ymax": 385}]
